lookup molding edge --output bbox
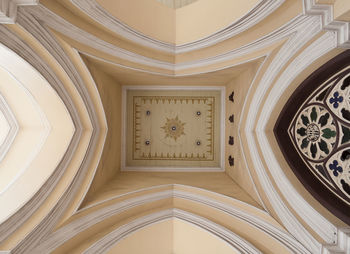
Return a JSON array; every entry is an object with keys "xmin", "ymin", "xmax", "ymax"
[{"xmin": 0, "ymin": 0, "xmax": 38, "ymax": 23}]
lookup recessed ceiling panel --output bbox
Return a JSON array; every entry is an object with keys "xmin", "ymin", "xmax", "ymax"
[{"xmin": 122, "ymin": 87, "xmax": 224, "ymax": 171}]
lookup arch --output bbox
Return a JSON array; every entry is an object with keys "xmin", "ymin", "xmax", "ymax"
[{"xmin": 84, "ymin": 209, "xmax": 260, "ymax": 254}]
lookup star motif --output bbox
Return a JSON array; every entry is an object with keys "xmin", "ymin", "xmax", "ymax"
[{"xmin": 161, "ymin": 115, "xmax": 185, "ymax": 141}]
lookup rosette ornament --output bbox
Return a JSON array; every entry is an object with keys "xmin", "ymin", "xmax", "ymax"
[{"xmin": 295, "ymin": 105, "xmax": 336, "ymax": 161}]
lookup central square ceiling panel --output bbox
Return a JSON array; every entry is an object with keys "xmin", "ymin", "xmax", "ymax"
[{"xmin": 122, "ymin": 87, "xmax": 224, "ymax": 171}]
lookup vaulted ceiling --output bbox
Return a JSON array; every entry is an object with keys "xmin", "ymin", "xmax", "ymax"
[{"xmin": 0, "ymin": 0, "xmax": 350, "ymax": 253}]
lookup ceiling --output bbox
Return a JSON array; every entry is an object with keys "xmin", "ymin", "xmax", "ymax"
[
  {"xmin": 0, "ymin": 0, "xmax": 349, "ymax": 253},
  {"xmin": 156, "ymin": 0, "xmax": 198, "ymax": 9},
  {"xmin": 123, "ymin": 88, "xmax": 223, "ymax": 171}
]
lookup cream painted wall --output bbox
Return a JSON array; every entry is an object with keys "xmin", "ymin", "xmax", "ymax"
[
  {"xmin": 317, "ymin": 0, "xmax": 350, "ymax": 21},
  {"xmin": 107, "ymin": 218, "xmax": 239, "ymax": 254},
  {"xmin": 107, "ymin": 219, "xmax": 173, "ymax": 254},
  {"xmin": 96, "ymin": 0, "xmax": 176, "ymax": 43},
  {"xmin": 175, "ymin": 0, "xmax": 260, "ymax": 44},
  {"xmin": 334, "ymin": 0, "xmax": 350, "ymax": 20},
  {"xmin": 96, "ymin": 0, "xmax": 261, "ymax": 45},
  {"xmin": 0, "ymin": 109, "xmax": 10, "ymax": 149},
  {"xmin": 81, "ymin": 56, "xmax": 123, "ymax": 206},
  {"xmin": 157, "ymin": 0, "xmax": 198, "ymax": 9},
  {"xmin": 81, "ymin": 172, "xmax": 261, "ymax": 209},
  {"xmin": 173, "ymin": 218, "xmax": 239, "ymax": 254},
  {"xmin": 225, "ymin": 60, "xmax": 265, "ymax": 207}
]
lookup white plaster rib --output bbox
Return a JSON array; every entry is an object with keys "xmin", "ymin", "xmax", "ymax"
[
  {"xmin": 70, "ymin": 0, "xmax": 285, "ymax": 54},
  {"xmin": 242, "ymin": 7, "xmax": 350, "ymax": 254},
  {"xmin": 243, "ymin": 16, "xmax": 329, "ymax": 253},
  {"xmin": 32, "ymin": 188, "xmax": 308, "ymax": 254},
  {"xmin": 0, "ymin": 14, "xmax": 104, "ymax": 254},
  {"xmin": 7, "ymin": 10, "xmax": 106, "ymax": 254},
  {"xmin": 0, "ymin": 66, "xmax": 51, "ymax": 197},
  {"xmin": 83, "ymin": 209, "xmax": 261, "ymax": 254},
  {"xmin": 0, "ymin": 92, "xmax": 18, "ymax": 163},
  {"xmin": 24, "ymin": 4, "xmax": 306, "ymax": 75},
  {"xmin": 256, "ymin": 30, "xmax": 350, "ymax": 254},
  {"xmin": 243, "ymin": 0, "xmax": 350, "ymax": 252},
  {"xmin": 0, "ymin": 21, "xmax": 84, "ymax": 246},
  {"xmin": 0, "ymin": 1, "xmax": 348, "ymax": 253}
]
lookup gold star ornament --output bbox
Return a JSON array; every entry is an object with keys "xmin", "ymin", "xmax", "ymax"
[{"xmin": 161, "ymin": 115, "xmax": 186, "ymax": 141}]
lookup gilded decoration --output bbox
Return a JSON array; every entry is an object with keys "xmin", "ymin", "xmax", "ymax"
[
  {"xmin": 289, "ymin": 68, "xmax": 350, "ymax": 204},
  {"xmin": 125, "ymin": 89, "xmax": 222, "ymax": 169},
  {"xmin": 161, "ymin": 116, "xmax": 186, "ymax": 141}
]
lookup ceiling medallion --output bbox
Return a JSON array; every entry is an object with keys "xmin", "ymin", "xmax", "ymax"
[
  {"xmin": 275, "ymin": 50, "xmax": 350, "ymax": 225},
  {"xmin": 161, "ymin": 115, "xmax": 185, "ymax": 141}
]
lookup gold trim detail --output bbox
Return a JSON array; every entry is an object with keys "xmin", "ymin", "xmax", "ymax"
[
  {"xmin": 132, "ymin": 95, "xmax": 215, "ymax": 161},
  {"xmin": 161, "ymin": 115, "xmax": 186, "ymax": 141}
]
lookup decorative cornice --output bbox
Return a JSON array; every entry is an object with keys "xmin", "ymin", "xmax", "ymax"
[
  {"xmin": 70, "ymin": 0, "xmax": 285, "ymax": 54},
  {"xmin": 0, "ymin": 0, "xmax": 38, "ymax": 23},
  {"xmin": 83, "ymin": 209, "xmax": 261, "ymax": 254},
  {"xmin": 32, "ymin": 186, "xmax": 308, "ymax": 254},
  {"xmin": 304, "ymin": 0, "xmax": 350, "ymax": 48}
]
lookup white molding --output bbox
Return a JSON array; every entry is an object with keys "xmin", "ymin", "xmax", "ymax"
[
  {"xmin": 0, "ymin": 92, "xmax": 18, "ymax": 163},
  {"xmin": 70, "ymin": 0, "xmax": 285, "ymax": 54},
  {"xmin": 0, "ymin": 0, "xmax": 37, "ymax": 23},
  {"xmin": 71, "ymin": 47, "xmax": 108, "ymax": 212},
  {"xmin": 6, "ymin": 11, "xmax": 107, "ymax": 254},
  {"xmin": 0, "ymin": 44, "xmax": 52, "ymax": 198},
  {"xmin": 0, "ymin": 17, "xmax": 83, "ymax": 245},
  {"xmin": 0, "ymin": 12, "xmax": 106, "ymax": 254},
  {"xmin": 22, "ymin": 1, "xmax": 349, "ymax": 76},
  {"xmin": 83, "ymin": 209, "xmax": 261, "ymax": 254},
  {"xmin": 242, "ymin": 2, "xmax": 350, "ymax": 253},
  {"xmin": 255, "ymin": 30, "xmax": 338, "ymax": 247},
  {"xmin": 0, "ymin": 1, "xmax": 347, "ymax": 253},
  {"xmin": 255, "ymin": 30, "xmax": 350, "ymax": 254},
  {"xmin": 304, "ymin": 0, "xmax": 350, "ymax": 48},
  {"xmin": 121, "ymin": 85, "xmax": 225, "ymax": 172},
  {"xmin": 81, "ymin": 50, "xmax": 267, "ymax": 78},
  {"xmin": 237, "ymin": 56, "xmax": 269, "ymax": 211},
  {"xmin": 32, "ymin": 187, "xmax": 308, "ymax": 253},
  {"xmin": 243, "ymin": 16, "xmax": 331, "ymax": 253},
  {"xmin": 24, "ymin": 5, "xmax": 303, "ymax": 74}
]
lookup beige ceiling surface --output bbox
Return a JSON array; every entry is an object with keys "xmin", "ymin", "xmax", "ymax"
[
  {"xmin": 94, "ymin": 0, "xmax": 262, "ymax": 44},
  {"xmin": 156, "ymin": 0, "xmax": 198, "ymax": 9},
  {"xmin": 124, "ymin": 89, "xmax": 222, "ymax": 170}
]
